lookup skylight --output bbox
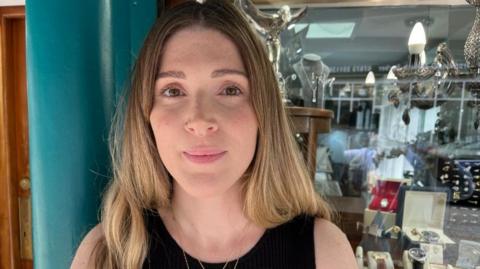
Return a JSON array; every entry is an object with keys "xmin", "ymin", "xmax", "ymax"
[{"xmin": 295, "ymin": 22, "xmax": 356, "ymax": 39}]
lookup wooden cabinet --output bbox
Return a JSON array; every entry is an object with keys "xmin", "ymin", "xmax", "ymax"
[{"xmin": 286, "ymin": 106, "xmax": 333, "ymax": 179}]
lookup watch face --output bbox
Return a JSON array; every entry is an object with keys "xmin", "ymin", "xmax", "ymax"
[
  {"xmin": 421, "ymin": 230, "xmax": 440, "ymax": 243},
  {"xmin": 380, "ymin": 198, "xmax": 389, "ymax": 208},
  {"xmin": 408, "ymin": 248, "xmax": 427, "ymax": 263}
]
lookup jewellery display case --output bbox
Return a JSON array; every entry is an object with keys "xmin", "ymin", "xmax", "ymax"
[
  {"xmin": 400, "ymin": 190, "xmax": 454, "ymax": 245},
  {"xmin": 240, "ymin": 0, "xmax": 480, "ymax": 268}
]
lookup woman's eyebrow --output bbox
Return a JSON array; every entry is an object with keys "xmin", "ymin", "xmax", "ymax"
[
  {"xmin": 211, "ymin": 69, "xmax": 247, "ymax": 78},
  {"xmin": 156, "ymin": 69, "xmax": 247, "ymax": 80},
  {"xmin": 157, "ymin": 71, "xmax": 186, "ymax": 79}
]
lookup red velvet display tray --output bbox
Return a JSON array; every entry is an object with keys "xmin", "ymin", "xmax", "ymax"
[{"xmin": 368, "ymin": 180, "xmax": 402, "ymax": 212}]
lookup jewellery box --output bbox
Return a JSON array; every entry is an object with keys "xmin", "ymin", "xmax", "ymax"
[
  {"xmin": 368, "ymin": 180, "xmax": 403, "ymax": 212},
  {"xmin": 401, "ymin": 190, "xmax": 454, "ymax": 244},
  {"xmin": 364, "ymin": 179, "xmax": 409, "ymax": 237}
]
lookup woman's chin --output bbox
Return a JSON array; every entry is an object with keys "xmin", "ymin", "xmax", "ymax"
[{"xmin": 173, "ymin": 177, "xmax": 241, "ymax": 199}]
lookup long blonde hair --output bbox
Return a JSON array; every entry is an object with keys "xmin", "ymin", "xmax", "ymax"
[{"xmin": 93, "ymin": 1, "xmax": 332, "ymax": 268}]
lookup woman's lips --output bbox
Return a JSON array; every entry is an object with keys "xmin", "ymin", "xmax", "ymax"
[{"xmin": 183, "ymin": 151, "xmax": 227, "ymax": 164}]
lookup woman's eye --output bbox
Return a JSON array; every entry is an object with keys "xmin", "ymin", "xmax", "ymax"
[
  {"xmin": 162, "ymin": 87, "xmax": 183, "ymax": 97},
  {"xmin": 223, "ymin": 86, "xmax": 242, "ymax": 96}
]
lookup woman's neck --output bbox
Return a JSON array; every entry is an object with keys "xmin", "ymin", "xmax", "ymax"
[{"xmin": 161, "ymin": 181, "xmax": 259, "ymax": 260}]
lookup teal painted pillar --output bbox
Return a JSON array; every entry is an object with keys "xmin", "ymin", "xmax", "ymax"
[{"xmin": 26, "ymin": 1, "xmax": 156, "ymax": 268}]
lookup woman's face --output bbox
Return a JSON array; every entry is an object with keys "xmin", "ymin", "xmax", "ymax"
[{"xmin": 150, "ymin": 26, "xmax": 258, "ymax": 198}]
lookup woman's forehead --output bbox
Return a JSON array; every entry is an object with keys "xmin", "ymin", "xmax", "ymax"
[
  {"xmin": 159, "ymin": 27, "xmax": 246, "ymax": 72},
  {"xmin": 163, "ymin": 26, "xmax": 235, "ymax": 51}
]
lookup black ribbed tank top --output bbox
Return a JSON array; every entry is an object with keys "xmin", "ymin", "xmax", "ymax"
[{"xmin": 142, "ymin": 211, "xmax": 316, "ymax": 269}]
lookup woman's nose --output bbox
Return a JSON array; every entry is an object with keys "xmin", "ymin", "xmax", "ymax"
[{"xmin": 184, "ymin": 101, "xmax": 218, "ymax": 137}]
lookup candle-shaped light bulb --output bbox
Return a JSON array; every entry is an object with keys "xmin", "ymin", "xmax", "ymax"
[
  {"xmin": 408, "ymin": 22, "xmax": 427, "ymax": 55},
  {"xmin": 420, "ymin": 50, "xmax": 426, "ymax": 65},
  {"xmin": 365, "ymin": 71, "xmax": 375, "ymax": 86},
  {"xmin": 387, "ymin": 66, "xmax": 397, "ymax": 80}
]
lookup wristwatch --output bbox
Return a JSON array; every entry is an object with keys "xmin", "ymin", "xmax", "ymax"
[{"xmin": 408, "ymin": 248, "xmax": 426, "ymax": 269}]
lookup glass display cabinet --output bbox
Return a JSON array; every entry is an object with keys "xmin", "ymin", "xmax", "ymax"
[{"xmin": 239, "ymin": 0, "xmax": 480, "ymax": 268}]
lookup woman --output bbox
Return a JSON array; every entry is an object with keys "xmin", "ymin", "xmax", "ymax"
[{"xmin": 71, "ymin": 1, "xmax": 356, "ymax": 268}]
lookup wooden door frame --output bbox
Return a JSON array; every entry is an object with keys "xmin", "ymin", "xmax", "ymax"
[{"xmin": 0, "ymin": 5, "xmax": 28, "ymax": 269}]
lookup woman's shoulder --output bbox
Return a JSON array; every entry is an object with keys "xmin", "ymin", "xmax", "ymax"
[
  {"xmin": 312, "ymin": 217, "xmax": 357, "ymax": 269},
  {"xmin": 70, "ymin": 224, "xmax": 103, "ymax": 269}
]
